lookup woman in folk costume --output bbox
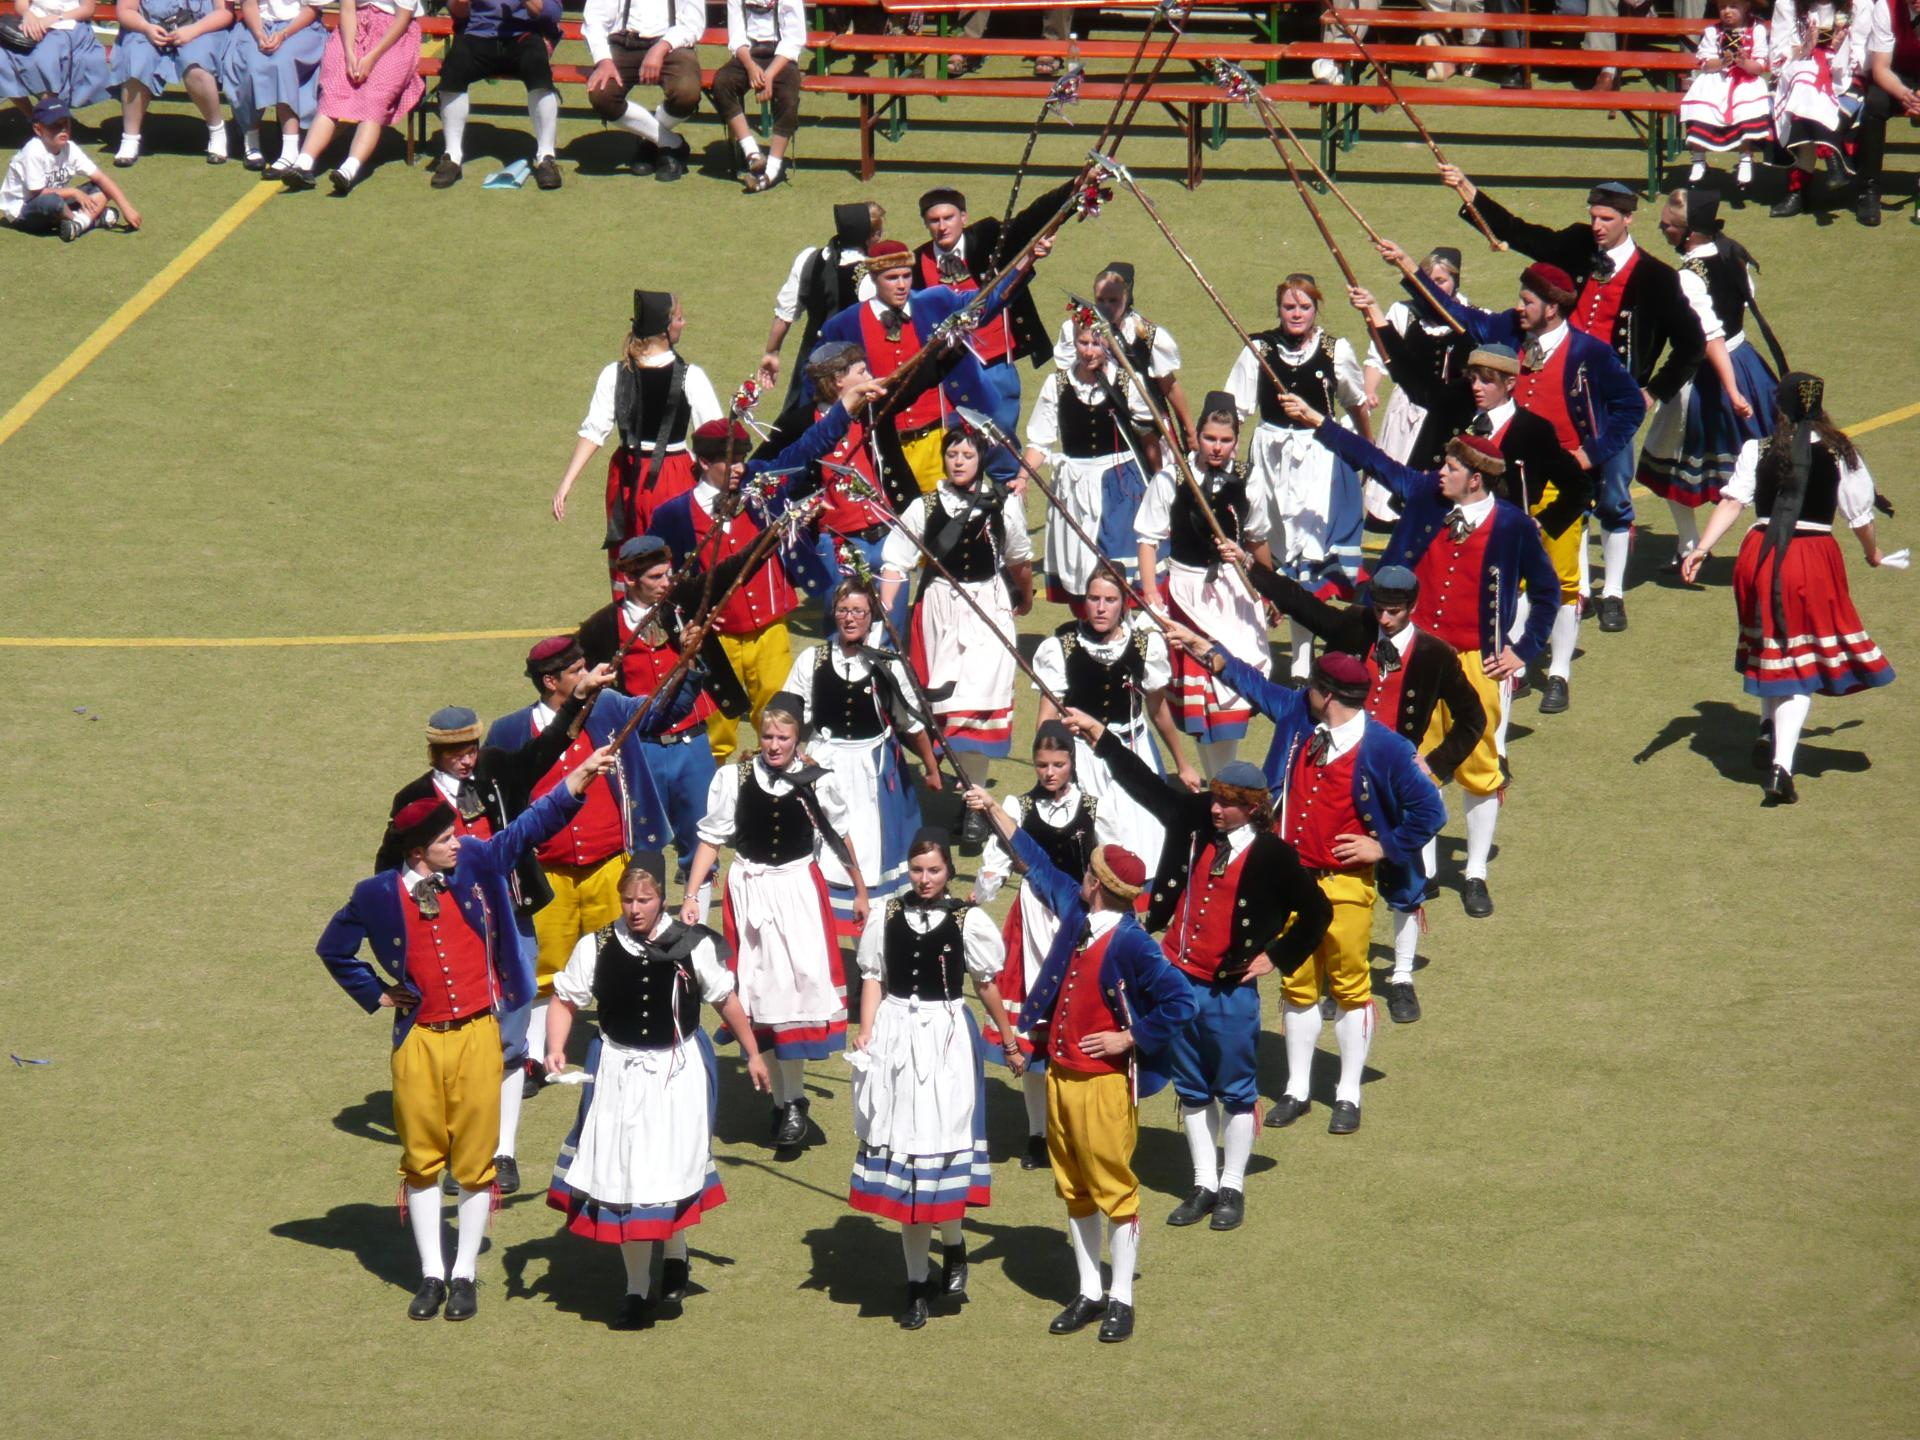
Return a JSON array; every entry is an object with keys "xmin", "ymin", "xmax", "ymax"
[
  {"xmin": 682, "ymin": 694, "xmax": 865, "ymax": 1149},
  {"xmin": 1637, "ymin": 188, "xmax": 1781, "ymax": 565},
  {"xmin": 973, "ymin": 720, "xmax": 1097, "ymax": 1169},
  {"xmin": 878, "ymin": 425, "xmax": 1034, "ymax": 845},
  {"xmin": 1682, "ymin": 372, "xmax": 1896, "ymax": 805},
  {"xmin": 1224, "ymin": 272, "xmax": 1370, "ymax": 679},
  {"xmin": 1051, "ymin": 261, "xmax": 1194, "ymax": 452},
  {"xmin": 847, "ymin": 828, "xmax": 1022, "ymax": 1331},
  {"xmin": 1022, "ymin": 314, "xmax": 1160, "ymax": 608},
  {"xmin": 1767, "ymin": 0, "xmax": 1859, "ymax": 218},
  {"xmin": 1682, "ymin": 0, "xmax": 1774, "ymax": 188},
  {"xmin": 551, "ymin": 288, "xmax": 723, "ymax": 596},
  {"xmin": 782, "ymin": 576, "xmax": 941, "ymax": 941},
  {"xmin": 1362, "ymin": 247, "xmax": 1472, "ymax": 470},
  {"xmin": 545, "ymin": 853, "xmax": 769, "ymax": 1329},
  {"xmin": 1134, "ymin": 392, "xmax": 1277, "ymax": 778}
]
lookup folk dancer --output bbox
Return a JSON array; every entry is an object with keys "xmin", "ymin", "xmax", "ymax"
[
  {"xmin": 1051, "ymin": 260, "xmax": 1193, "ymax": 457},
  {"xmin": 758, "ymin": 200, "xmax": 883, "ymax": 407}
]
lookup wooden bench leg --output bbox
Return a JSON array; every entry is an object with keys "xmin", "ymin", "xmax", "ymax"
[
  {"xmin": 1186, "ymin": 103, "xmax": 1201, "ymax": 189},
  {"xmin": 1319, "ymin": 104, "xmax": 1338, "ymax": 179},
  {"xmin": 860, "ymin": 93, "xmax": 876, "ymax": 182}
]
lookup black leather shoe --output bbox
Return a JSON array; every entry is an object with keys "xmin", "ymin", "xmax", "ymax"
[
  {"xmin": 429, "ymin": 154, "xmax": 461, "ymax": 189},
  {"xmin": 407, "ymin": 1277, "xmax": 447, "ymax": 1320},
  {"xmin": 242, "ymin": 151, "xmax": 265, "ymax": 172},
  {"xmin": 1049, "ymin": 1294, "xmax": 1106, "ymax": 1334},
  {"xmin": 775, "ymin": 1100, "xmax": 807, "ymax": 1148},
  {"xmin": 1021, "ymin": 1135, "xmax": 1049, "ymax": 1170},
  {"xmin": 532, "ymin": 155, "xmax": 562, "ymax": 190},
  {"xmin": 1165, "ymin": 1186, "xmax": 1216, "ymax": 1226},
  {"xmin": 654, "ymin": 140, "xmax": 689, "ymax": 182},
  {"xmin": 941, "ymin": 1244, "xmax": 969, "ymax": 1299},
  {"xmin": 630, "ymin": 139, "xmax": 659, "ymax": 175},
  {"xmin": 1597, "ymin": 596, "xmax": 1627, "ymax": 632},
  {"xmin": 492, "ymin": 1155, "xmax": 520, "ymax": 1195},
  {"xmin": 523, "ymin": 1060, "xmax": 545, "ymax": 1099},
  {"xmin": 959, "ymin": 804, "xmax": 990, "ymax": 851},
  {"xmin": 1763, "ymin": 765, "xmax": 1798, "ymax": 806},
  {"xmin": 1208, "ymin": 1187, "xmax": 1245, "ymax": 1231},
  {"xmin": 1770, "ymin": 190, "xmax": 1806, "ymax": 218},
  {"xmin": 895, "ymin": 1280, "xmax": 930, "ymax": 1330},
  {"xmin": 279, "ymin": 164, "xmax": 316, "ymax": 190},
  {"xmin": 796, "ymin": 1096, "xmax": 820, "ymax": 1143},
  {"xmin": 327, "ymin": 167, "xmax": 358, "ymax": 196},
  {"xmin": 1385, "ymin": 981, "xmax": 1421, "ymax": 1024},
  {"xmin": 1265, "ymin": 1094, "xmax": 1310, "ymax": 1129},
  {"xmin": 1461, "ymin": 878, "xmax": 1494, "ymax": 918},
  {"xmin": 1097, "ymin": 1299, "xmax": 1135, "ymax": 1343},
  {"xmin": 444, "ymin": 1277, "xmax": 478, "ymax": 1321},
  {"xmin": 613, "ymin": 1292, "xmax": 657, "ymax": 1329},
  {"xmin": 1538, "ymin": 676, "xmax": 1570, "ymax": 714},
  {"xmin": 1328, "ymin": 1100, "xmax": 1362, "ymax": 1135},
  {"xmin": 661, "ymin": 1257, "xmax": 690, "ymax": 1303},
  {"xmin": 1752, "ymin": 722, "xmax": 1774, "ymax": 772},
  {"xmin": 1856, "ymin": 186, "xmax": 1882, "ymax": 227}
]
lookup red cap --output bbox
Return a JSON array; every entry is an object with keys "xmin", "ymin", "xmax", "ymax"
[
  {"xmin": 526, "ymin": 635, "xmax": 575, "ymax": 668},
  {"xmin": 692, "ymin": 419, "xmax": 752, "ymax": 445},
  {"xmin": 1097, "ymin": 844, "xmax": 1146, "ymax": 890},
  {"xmin": 691, "ymin": 418, "xmax": 753, "ymax": 459},
  {"xmin": 1454, "ymin": 433, "xmax": 1503, "ymax": 465},
  {"xmin": 389, "ymin": 796, "xmax": 456, "ymax": 853},
  {"xmin": 863, "ymin": 239, "xmax": 914, "ymax": 271},
  {"xmin": 1315, "ymin": 650, "xmax": 1370, "ymax": 691},
  {"xmin": 393, "ymin": 798, "xmax": 447, "ymax": 833},
  {"xmin": 1519, "ymin": 262, "xmax": 1576, "ymax": 300}
]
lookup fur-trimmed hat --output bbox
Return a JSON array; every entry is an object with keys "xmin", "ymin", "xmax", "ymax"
[
  {"xmin": 1446, "ymin": 433, "xmax": 1507, "ymax": 477},
  {"xmin": 425, "ymin": 706, "xmax": 481, "ymax": 746},
  {"xmin": 1310, "ymin": 651, "xmax": 1371, "ymax": 705},
  {"xmin": 1091, "ymin": 843, "xmax": 1147, "ymax": 899},
  {"xmin": 389, "ymin": 797, "xmax": 455, "ymax": 854},
  {"xmin": 1519, "ymin": 262, "xmax": 1577, "ymax": 309}
]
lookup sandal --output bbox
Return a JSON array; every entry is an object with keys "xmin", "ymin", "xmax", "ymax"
[
  {"xmin": 739, "ymin": 150, "xmax": 766, "ymax": 192},
  {"xmin": 1033, "ymin": 56, "xmax": 1060, "ymax": 79}
]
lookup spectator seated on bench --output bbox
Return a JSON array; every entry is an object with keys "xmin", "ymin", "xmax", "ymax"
[
  {"xmin": 109, "ymin": 0, "xmax": 235, "ymax": 166},
  {"xmin": 710, "ymin": 0, "xmax": 803, "ymax": 192},
  {"xmin": 218, "ymin": 0, "xmax": 328, "ymax": 174},
  {"xmin": 0, "ymin": 0, "xmax": 110, "ymax": 116},
  {"xmin": 432, "ymin": 0, "xmax": 564, "ymax": 190},
  {"xmin": 582, "ymin": 0, "xmax": 702, "ymax": 181}
]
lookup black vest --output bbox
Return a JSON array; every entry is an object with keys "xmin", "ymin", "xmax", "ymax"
[
  {"xmin": 923, "ymin": 493, "xmax": 1003, "ymax": 584},
  {"xmin": 591, "ymin": 924, "xmax": 705, "ymax": 1049},
  {"xmin": 1253, "ymin": 329, "xmax": 1339, "ymax": 428},
  {"xmin": 1686, "ymin": 249, "xmax": 1750, "ymax": 341},
  {"xmin": 1169, "ymin": 470, "xmax": 1249, "ymax": 567},
  {"xmin": 1020, "ymin": 789, "xmax": 1098, "ymax": 876},
  {"xmin": 733, "ymin": 760, "xmax": 819, "ymax": 865},
  {"xmin": 881, "ymin": 900, "xmax": 970, "ymax": 1001},
  {"xmin": 811, "ymin": 646, "xmax": 887, "ymax": 740},
  {"xmin": 1058, "ymin": 379, "xmax": 1130, "ymax": 459},
  {"xmin": 1058, "ymin": 623, "xmax": 1149, "ymax": 725},
  {"xmin": 612, "ymin": 359, "xmax": 692, "ymax": 452},
  {"xmin": 1755, "ymin": 443, "xmax": 1841, "ymax": 528}
]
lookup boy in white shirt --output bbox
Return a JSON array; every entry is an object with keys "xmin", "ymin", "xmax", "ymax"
[{"xmin": 1, "ymin": 98, "xmax": 141, "ymax": 240}]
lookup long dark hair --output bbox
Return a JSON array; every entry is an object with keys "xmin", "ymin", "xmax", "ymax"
[{"xmin": 1755, "ymin": 374, "xmax": 1856, "ymax": 643}]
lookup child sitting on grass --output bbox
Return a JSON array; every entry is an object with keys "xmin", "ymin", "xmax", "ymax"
[{"xmin": 1, "ymin": 97, "xmax": 141, "ymax": 240}]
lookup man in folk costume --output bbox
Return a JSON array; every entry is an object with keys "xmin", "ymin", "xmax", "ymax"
[
  {"xmin": 1429, "ymin": 173, "xmax": 1705, "ymax": 632},
  {"xmin": 1278, "ymin": 392, "xmax": 1561, "ymax": 921},
  {"xmin": 759, "ymin": 201, "xmax": 883, "ymax": 409},
  {"xmin": 430, "ymin": 0, "xmax": 564, "ymax": 191},
  {"xmin": 485, "ymin": 636, "xmax": 690, "ymax": 1099},
  {"xmin": 1061, "ymin": 719, "xmax": 1331, "ymax": 1234},
  {"xmin": 317, "ymin": 745, "xmax": 617, "ymax": 1322},
  {"xmin": 576, "ymin": 533, "xmax": 753, "ymax": 885},
  {"xmin": 1215, "ymin": 561, "xmax": 1482, "ymax": 1024},
  {"xmin": 967, "ymin": 789, "xmax": 1198, "ymax": 1344},
  {"xmin": 1182, "ymin": 647, "xmax": 1448, "ymax": 1134},
  {"xmin": 579, "ymin": 0, "xmax": 703, "ymax": 180}
]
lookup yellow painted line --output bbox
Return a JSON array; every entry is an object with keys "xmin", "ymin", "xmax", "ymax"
[
  {"xmin": 1848, "ymin": 400, "xmax": 1920, "ymax": 439},
  {"xmin": 0, "ymin": 183, "xmax": 278, "ymax": 450},
  {"xmin": 0, "ymin": 628, "xmax": 560, "ymax": 650}
]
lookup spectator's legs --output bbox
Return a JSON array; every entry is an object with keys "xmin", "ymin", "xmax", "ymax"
[
  {"xmin": 1585, "ymin": 0, "xmax": 1619, "ymax": 85},
  {"xmin": 118, "ymin": 78, "xmax": 153, "ymax": 164},
  {"xmin": 8, "ymin": 190, "xmax": 73, "ymax": 236},
  {"xmin": 529, "ymin": 86, "xmax": 559, "ymax": 163},
  {"xmin": 656, "ymin": 46, "xmax": 704, "ymax": 154},
  {"xmin": 768, "ymin": 61, "xmax": 802, "ymax": 169},
  {"xmin": 1856, "ymin": 82, "xmax": 1895, "ymax": 194},
  {"xmin": 274, "ymin": 103, "xmax": 300, "ymax": 168},
  {"xmin": 1484, "ymin": 0, "xmax": 1526, "ymax": 83},
  {"xmin": 588, "ymin": 57, "xmax": 657, "ymax": 145},
  {"xmin": 183, "ymin": 63, "xmax": 228, "ymax": 160},
  {"xmin": 440, "ymin": 87, "xmax": 472, "ymax": 167}
]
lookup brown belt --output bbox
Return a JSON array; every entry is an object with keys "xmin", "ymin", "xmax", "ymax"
[{"xmin": 418, "ymin": 1009, "xmax": 491, "ymax": 1034}]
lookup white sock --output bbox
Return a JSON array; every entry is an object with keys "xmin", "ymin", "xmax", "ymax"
[
  {"xmin": 1180, "ymin": 1103, "xmax": 1220, "ymax": 1190},
  {"xmin": 766, "ymin": 153, "xmax": 783, "ymax": 178},
  {"xmin": 406, "ymin": 1183, "xmax": 445, "ymax": 1280},
  {"xmin": 1022, "ymin": 1068, "xmax": 1048, "ymax": 1138},
  {"xmin": 116, "ymin": 133, "xmax": 141, "ymax": 160},
  {"xmin": 1282, "ymin": 1002, "xmax": 1320, "ymax": 1102},
  {"xmin": 1333, "ymin": 1004, "xmax": 1373, "ymax": 1106},
  {"xmin": 1067, "ymin": 1213, "xmax": 1103, "ymax": 1301},
  {"xmin": 1547, "ymin": 602, "xmax": 1580, "ymax": 681},
  {"xmin": 939, "ymin": 1219, "xmax": 963, "ymax": 1249},
  {"xmin": 294, "ymin": 150, "xmax": 315, "ymax": 172},
  {"xmin": 336, "ymin": 155, "xmax": 361, "ymax": 181},
  {"xmin": 1601, "ymin": 529, "xmax": 1631, "ymax": 600},
  {"xmin": 620, "ymin": 1239, "xmax": 656, "ymax": 1296},
  {"xmin": 774, "ymin": 1057, "xmax": 806, "ymax": 1106},
  {"xmin": 663, "ymin": 1233, "xmax": 688, "ymax": 1263},
  {"xmin": 451, "ymin": 1185, "xmax": 491, "ymax": 1281},
  {"xmin": 616, "ymin": 100, "xmax": 661, "ymax": 141},
  {"xmin": 528, "ymin": 87, "xmax": 558, "ymax": 159},
  {"xmin": 207, "ymin": 120, "xmax": 228, "ymax": 157},
  {"xmin": 1219, "ymin": 1110, "xmax": 1255, "ymax": 1191},
  {"xmin": 68, "ymin": 207, "xmax": 94, "ymax": 233},
  {"xmin": 740, "ymin": 133, "xmax": 762, "ymax": 159},
  {"xmin": 279, "ymin": 130, "xmax": 300, "ymax": 163},
  {"xmin": 242, "ymin": 125, "xmax": 260, "ymax": 155},
  {"xmin": 654, "ymin": 105, "xmax": 686, "ymax": 143},
  {"xmin": 1668, "ymin": 499, "xmax": 1701, "ymax": 558},
  {"xmin": 1421, "ymin": 835, "xmax": 1437, "ymax": 881},
  {"xmin": 1463, "ymin": 790, "xmax": 1499, "ymax": 881},
  {"xmin": 901, "ymin": 1223, "xmax": 933, "ymax": 1283},
  {"xmin": 440, "ymin": 90, "xmax": 470, "ymax": 164},
  {"xmin": 1288, "ymin": 620, "xmax": 1315, "ymax": 681},
  {"xmin": 1106, "ymin": 1215, "xmax": 1138, "ymax": 1305},
  {"xmin": 1390, "ymin": 908, "xmax": 1420, "ymax": 983},
  {"xmin": 1773, "ymin": 693, "xmax": 1810, "ymax": 771},
  {"xmin": 496, "ymin": 1064, "xmax": 525, "ymax": 1159},
  {"xmin": 1196, "ymin": 739, "xmax": 1239, "ymax": 778},
  {"xmin": 527, "ymin": 1001, "xmax": 549, "ymax": 1071}
]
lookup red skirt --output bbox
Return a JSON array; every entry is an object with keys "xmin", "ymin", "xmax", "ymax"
[
  {"xmin": 604, "ymin": 447, "xmax": 697, "ymax": 550},
  {"xmin": 1732, "ymin": 528, "xmax": 1895, "ymax": 698}
]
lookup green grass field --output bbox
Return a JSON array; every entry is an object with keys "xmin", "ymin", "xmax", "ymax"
[{"xmin": 3, "ymin": 78, "xmax": 1916, "ymax": 1439}]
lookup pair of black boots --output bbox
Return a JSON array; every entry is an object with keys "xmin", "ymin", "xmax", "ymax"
[{"xmin": 896, "ymin": 1243, "xmax": 969, "ymax": 1330}]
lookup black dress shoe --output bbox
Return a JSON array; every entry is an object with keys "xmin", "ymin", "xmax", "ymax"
[
  {"xmin": 492, "ymin": 1155, "xmax": 520, "ymax": 1195},
  {"xmin": 279, "ymin": 164, "xmax": 316, "ymax": 190},
  {"xmin": 654, "ymin": 140, "xmax": 689, "ymax": 182},
  {"xmin": 1597, "ymin": 596, "xmax": 1627, "ymax": 632},
  {"xmin": 242, "ymin": 152, "xmax": 265, "ymax": 172},
  {"xmin": 1770, "ymin": 189, "xmax": 1806, "ymax": 218},
  {"xmin": 1328, "ymin": 1100, "xmax": 1362, "ymax": 1135},
  {"xmin": 1461, "ymin": 877, "xmax": 1494, "ymax": 918},
  {"xmin": 407, "ymin": 1277, "xmax": 447, "ymax": 1320},
  {"xmin": 327, "ymin": 167, "xmax": 358, "ymax": 196},
  {"xmin": 1208, "ymin": 1186, "xmax": 1245, "ymax": 1231},
  {"xmin": 1021, "ymin": 1135, "xmax": 1049, "ymax": 1170},
  {"xmin": 775, "ymin": 1100, "xmax": 807, "ymax": 1148},
  {"xmin": 523, "ymin": 1062, "xmax": 545, "ymax": 1099},
  {"xmin": 630, "ymin": 139, "xmax": 659, "ymax": 175},
  {"xmin": 940, "ymin": 1243, "xmax": 969, "ymax": 1299},
  {"xmin": 1265, "ymin": 1094, "xmax": 1310, "ymax": 1129},
  {"xmin": 1856, "ymin": 186, "xmax": 1882, "ymax": 227},
  {"xmin": 661, "ymin": 1257, "xmax": 691, "ymax": 1303},
  {"xmin": 1762, "ymin": 765, "xmax": 1798, "ymax": 806},
  {"xmin": 796, "ymin": 1096, "xmax": 820, "ymax": 1143},
  {"xmin": 1538, "ymin": 676, "xmax": 1570, "ymax": 714},
  {"xmin": 1165, "ymin": 1186, "xmax": 1216, "ymax": 1226},
  {"xmin": 1049, "ymin": 1294, "xmax": 1106, "ymax": 1334},
  {"xmin": 1097, "ymin": 1299, "xmax": 1135, "ymax": 1343},
  {"xmin": 895, "ymin": 1280, "xmax": 930, "ymax": 1330},
  {"xmin": 613, "ymin": 1292, "xmax": 657, "ymax": 1329},
  {"xmin": 1751, "ymin": 722, "xmax": 1774, "ymax": 772},
  {"xmin": 444, "ymin": 1277, "xmax": 478, "ymax": 1321},
  {"xmin": 532, "ymin": 155, "xmax": 562, "ymax": 190},
  {"xmin": 1385, "ymin": 981, "xmax": 1422, "ymax": 1024}
]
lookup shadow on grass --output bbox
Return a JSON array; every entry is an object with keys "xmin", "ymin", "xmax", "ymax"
[
  {"xmin": 1633, "ymin": 699, "xmax": 1869, "ymax": 786},
  {"xmin": 332, "ymin": 1091, "xmax": 397, "ymax": 1146},
  {"xmin": 1257, "ymin": 1027, "xmax": 1383, "ymax": 1112},
  {"xmin": 271, "ymin": 1191, "xmax": 559, "ymax": 1295},
  {"xmin": 498, "ymin": 1224, "xmax": 738, "ymax": 1325}
]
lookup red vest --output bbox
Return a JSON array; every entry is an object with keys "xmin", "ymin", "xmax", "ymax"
[
  {"xmin": 617, "ymin": 609, "xmax": 716, "ymax": 732},
  {"xmin": 1413, "ymin": 515, "xmax": 1495, "ymax": 653},
  {"xmin": 1894, "ymin": 0, "xmax": 1920, "ymax": 75},
  {"xmin": 857, "ymin": 303, "xmax": 944, "ymax": 433},
  {"xmin": 400, "ymin": 875, "xmax": 493, "ymax": 1023},
  {"xmin": 531, "ymin": 727, "xmax": 626, "ymax": 868},
  {"xmin": 816, "ymin": 412, "xmax": 891, "ymax": 535},
  {"xmin": 689, "ymin": 496, "xmax": 797, "ymax": 636},
  {"xmin": 916, "ymin": 248, "xmax": 1014, "ymax": 365},
  {"xmin": 1364, "ymin": 643, "xmax": 1412, "ymax": 733},
  {"xmin": 1571, "ymin": 247, "xmax": 1638, "ymax": 348},
  {"xmin": 1164, "ymin": 843, "xmax": 1252, "ymax": 981},
  {"xmin": 1043, "ymin": 926, "xmax": 1127, "ymax": 1076},
  {"xmin": 1283, "ymin": 742, "xmax": 1363, "ymax": 872},
  {"xmin": 1512, "ymin": 338, "xmax": 1579, "ymax": 450}
]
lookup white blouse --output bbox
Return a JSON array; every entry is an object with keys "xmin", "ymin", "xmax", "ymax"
[
  {"xmin": 1723, "ymin": 435, "xmax": 1878, "ymax": 531},
  {"xmin": 696, "ymin": 754, "xmax": 854, "ymax": 851},
  {"xmin": 880, "ymin": 484, "xmax": 1033, "ymax": 578},
  {"xmin": 975, "ymin": 785, "xmax": 1083, "ymax": 901},
  {"xmin": 854, "ymin": 898, "xmax": 1005, "ymax": 983},
  {"xmin": 1031, "ymin": 618, "xmax": 1173, "ymax": 702},
  {"xmin": 1024, "ymin": 366, "xmax": 1155, "ymax": 454},
  {"xmin": 1050, "ymin": 309, "xmax": 1182, "ymax": 377},
  {"xmin": 1226, "ymin": 327, "xmax": 1366, "ymax": 427},
  {"xmin": 577, "ymin": 356, "xmax": 724, "ymax": 449},
  {"xmin": 782, "ymin": 642, "xmax": 926, "ymax": 736},
  {"xmin": 1134, "ymin": 461, "xmax": 1274, "ymax": 547},
  {"xmin": 554, "ymin": 916, "xmax": 734, "ymax": 1010}
]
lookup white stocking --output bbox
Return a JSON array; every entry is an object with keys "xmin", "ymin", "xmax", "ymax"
[
  {"xmin": 496, "ymin": 1066, "xmax": 524, "ymax": 1159},
  {"xmin": 1390, "ymin": 908, "xmax": 1420, "ymax": 983},
  {"xmin": 1463, "ymin": 790, "xmax": 1499, "ymax": 881},
  {"xmin": 1022, "ymin": 1068, "xmax": 1048, "ymax": 1137},
  {"xmin": 1547, "ymin": 602, "xmax": 1581, "ymax": 681},
  {"xmin": 1282, "ymin": 1002, "xmax": 1320, "ymax": 1101},
  {"xmin": 901, "ymin": 1223, "xmax": 933, "ymax": 1283},
  {"xmin": 1333, "ymin": 1004, "xmax": 1373, "ymax": 1106},
  {"xmin": 528, "ymin": 87, "xmax": 558, "ymax": 159},
  {"xmin": 1106, "ymin": 1215, "xmax": 1138, "ymax": 1305},
  {"xmin": 1179, "ymin": 1102, "xmax": 1220, "ymax": 1190},
  {"xmin": 1219, "ymin": 1110, "xmax": 1255, "ymax": 1191},
  {"xmin": 406, "ymin": 1183, "xmax": 445, "ymax": 1281},
  {"xmin": 1067, "ymin": 1213, "xmax": 1103, "ymax": 1301},
  {"xmin": 451, "ymin": 1185, "xmax": 491, "ymax": 1281},
  {"xmin": 653, "ymin": 103, "xmax": 685, "ymax": 140},
  {"xmin": 1772, "ymin": 692, "xmax": 1811, "ymax": 771},
  {"xmin": 663, "ymin": 1233, "xmax": 688, "ymax": 1263},
  {"xmin": 620, "ymin": 1240, "xmax": 656, "ymax": 1296},
  {"xmin": 939, "ymin": 1219, "xmax": 963, "ymax": 1249},
  {"xmin": 772, "ymin": 1057, "xmax": 805, "ymax": 1106},
  {"xmin": 439, "ymin": 89, "xmax": 470, "ymax": 164},
  {"xmin": 1601, "ymin": 528, "xmax": 1631, "ymax": 600},
  {"xmin": 1667, "ymin": 498, "xmax": 1701, "ymax": 558},
  {"xmin": 615, "ymin": 100, "xmax": 661, "ymax": 140}
]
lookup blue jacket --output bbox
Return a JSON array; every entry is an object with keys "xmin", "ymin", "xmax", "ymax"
[
  {"xmin": 1405, "ymin": 279, "xmax": 1646, "ymax": 468},
  {"xmin": 1218, "ymin": 654, "xmax": 1450, "ymax": 914},
  {"xmin": 318, "ymin": 787, "xmax": 581, "ymax": 1048},
  {"xmin": 1314, "ymin": 421, "xmax": 1562, "ymax": 665},
  {"xmin": 1009, "ymin": 827, "xmax": 1198, "ymax": 1100},
  {"xmin": 485, "ymin": 686, "xmax": 693, "ymax": 858}
]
